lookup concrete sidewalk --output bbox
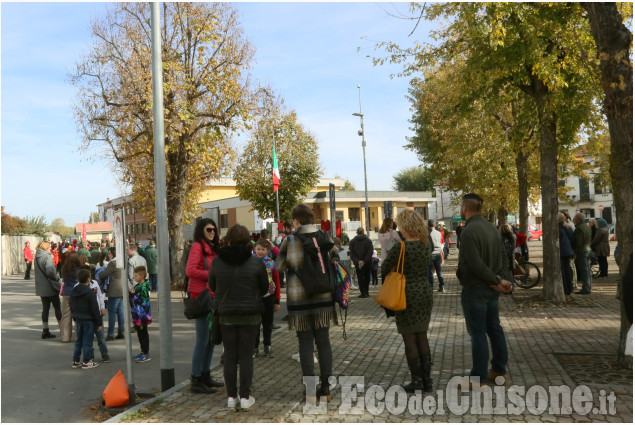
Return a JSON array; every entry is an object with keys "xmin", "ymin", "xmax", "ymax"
[{"xmin": 113, "ymin": 250, "xmax": 632, "ymax": 423}]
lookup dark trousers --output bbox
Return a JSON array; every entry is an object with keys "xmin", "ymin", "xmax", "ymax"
[
  {"xmin": 461, "ymin": 286, "xmax": 508, "ymax": 381},
  {"xmin": 255, "ymin": 296, "xmax": 275, "ymax": 348},
  {"xmin": 41, "ymin": 295, "xmax": 62, "ymax": 325},
  {"xmin": 73, "ymin": 320, "xmax": 95, "ymax": 363},
  {"xmin": 371, "ymin": 267, "xmax": 378, "ymax": 285},
  {"xmin": 560, "ymin": 256, "xmax": 573, "ymax": 295},
  {"xmin": 296, "ymin": 322, "xmax": 332, "ymax": 381},
  {"xmin": 136, "ymin": 325, "xmax": 149, "ymax": 354},
  {"xmin": 598, "ymin": 256, "xmax": 609, "ymax": 277},
  {"xmin": 428, "ymin": 253, "xmax": 445, "ymax": 289},
  {"xmin": 24, "ymin": 262, "xmax": 32, "ymax": 279},
  {"xmin": 221, "ymin": 324, "xmax": 259, "ymax": 399},
  {"xmin": 356, "ymin": 263, "xmax": 371, "ymax": 295},
  {"xmin": 149, "ymin": 274, "xmax": 158, "ymax": 292}
]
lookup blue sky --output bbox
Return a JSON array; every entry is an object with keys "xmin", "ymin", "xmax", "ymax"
[{"xmin": 1, "ymin": 2, "xmax": 434, "ymax": 226}]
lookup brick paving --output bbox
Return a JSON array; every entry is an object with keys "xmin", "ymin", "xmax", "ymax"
[{"xmin": 113, "ymin": 245, "xmax": 632, "ymax": 423}]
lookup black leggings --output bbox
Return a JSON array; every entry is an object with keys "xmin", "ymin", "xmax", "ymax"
[
  {"xmin": 297, "ymin": 323, "xmax": 332, "ymax": 380},
  {"xmin": 402, "ymin": 332, "xmax": 430, "ymax": 361},
  {"xmin": 137, "ymin": 326, "xmax": 149, "ymax": 354},
  {"xmin": 222, "ymin": 324, "xmax": 259, "ymax": 399},
  {"xmin": 41, "ymin": 296, "xmax": 62, "ymax": 324}
]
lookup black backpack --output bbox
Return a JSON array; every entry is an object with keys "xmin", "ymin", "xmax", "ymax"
[{"xmin": 291, "ymin": 231, "xmax": 334, "ymax": 297}]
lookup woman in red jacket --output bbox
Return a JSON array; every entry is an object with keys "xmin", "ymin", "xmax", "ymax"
[{"xmin": 186, "ymin": 218, "xmax": 224, "ymax": 394}]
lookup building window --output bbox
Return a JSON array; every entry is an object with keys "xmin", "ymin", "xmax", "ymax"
[
  {"xmin": 335, "ymin": 210, "xmax": 344, "ymax": 222},
  {"xmin": 348, "ymin": 208, "xmax": 360, "ymax": 221},
  {"xmin": 415, "ymin": 207, "xmax": 427, "ymax": 220},
  {"xmin": 141, "ymin": 223, "xmax": 146, "ymax": 234},
  {"xmin": 135, "ymin": 224, "xmax": 140, "ymax": 234},
  {"xmin": 579, "ymin": 178, "xmax": 590, "ymax": 202},
  {"xmin": 220, "ymin": 214, "xmax": 229, "ymax": 229}
]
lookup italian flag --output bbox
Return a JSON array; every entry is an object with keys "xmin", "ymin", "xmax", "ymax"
[{"xmin": 272, "ymin": 145, "xmax": 280, "ymax": 192}]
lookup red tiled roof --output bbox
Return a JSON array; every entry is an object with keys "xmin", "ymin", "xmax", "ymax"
[{"xmin": 75, "ymin": 222, "xmax": 114, "ymax": 233}]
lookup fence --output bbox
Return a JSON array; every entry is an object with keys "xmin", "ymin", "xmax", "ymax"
[{"xmin": 1, "ymin": 235, "xmax": 43, "ymax": 276}]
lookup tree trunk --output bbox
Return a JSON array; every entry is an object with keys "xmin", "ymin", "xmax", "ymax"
[
  {"xmin": 497, "ymin": 206, "xmax": 507, "ymax": 228},
  {"xmin": 166, "ymin": 152, "xmax": 188, "ymax": 289},
  {"xmin": 515, "ymin": 151, "xmax": 530, "ymax": 235},
  {"xmin": 582, "ymin": 2, "xmax": 633, "ymax": 368},
  {"xmin": 530, "ymin": 77, "xmax": 565, "ymax": 305}
]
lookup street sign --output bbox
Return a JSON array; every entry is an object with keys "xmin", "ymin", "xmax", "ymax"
[
  {"xmin": 598, "ymin": 204, "xmax": 604, "ymax": 211},
  {"xmin": 114, "ymin": 211, "xmax": 125, "ymax": 268}
]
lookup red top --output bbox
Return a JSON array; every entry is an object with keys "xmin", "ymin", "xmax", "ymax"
[
  {"xmin": 186, "ymin": 241, "xmax": 216, "ymax": 299},
  {"xmin": 272, "ymin": 268, "xmax": 281, "ymax": 302},
  {"xmin": 24, "ymin": 247, "xmax": 33, "ymax": 262},
  {"xmin": 52, "ymin": 249, "xmax": 60, "ymax": 266},
  {"xmin": 440, "ymin": 231, "xmax": 445, "ymax": 245},
  {"xmin": 515, "ymin": 233, "xmax": 527, "ymax": 247}
]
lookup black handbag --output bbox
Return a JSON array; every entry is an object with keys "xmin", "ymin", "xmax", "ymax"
[
  {"xmin": 183, "ymin": 288, "xmax": 213, "ymax": 320},
  {"xmin": 209, "ymin": 308, "xmax": 222, "ymax": 345}
]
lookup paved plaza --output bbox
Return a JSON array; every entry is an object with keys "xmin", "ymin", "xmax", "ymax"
[{"xmin": 111, "ymin": 246, "xmax": 632, "ymax": 423}]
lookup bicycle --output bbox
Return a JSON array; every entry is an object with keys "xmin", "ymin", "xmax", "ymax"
[{"xmin": 513, "ymin": 259, "xmax": 542, "ymax": 289}]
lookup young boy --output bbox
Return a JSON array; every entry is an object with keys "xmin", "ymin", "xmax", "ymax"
[
  {"xmin": 70, "ymin": 268, "xmax": 102, "ymax": 369},
  {"xmin": 79, "ymin": 265, "xmax": 110, "ymax": 362},
  {"xmin": 253, "ymin": 239, "xmax": 281, "ymax": 358},
  {"xmin": 131, "ymin": 265, "xmax": 152, "ymax": 363}
]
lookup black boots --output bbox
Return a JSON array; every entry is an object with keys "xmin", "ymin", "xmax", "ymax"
[
  {"xmin": 421, "ymin": 354, "xmax": 433, "ymax": 392},
  {"xmin": 202, "ymin": 371, "xmax": 224, "ymax": 388},
  {"xmin": 190, "ymin": 375, "xmax": 217, "ymax": 394},
  {"xmin": 401, "ymin": 356, "xmax": 433, "ymax": 393},
  {"xmin": 401, "ymin": 358, "xmax": 423, "ymax": 392},
  {"xmin": 42, "ymin": 329, "xmax": 56, "ymax": 339},
  {"xmin": 319, "ymin": 376, "xmax": 332, "ymax": 402}
]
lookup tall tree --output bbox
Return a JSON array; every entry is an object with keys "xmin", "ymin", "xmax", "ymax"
[
  {"xmin": 234, "ymin": 106, "xmax": 321, "ymax": 221},
  {"xmin": 70, "ymin": 3, "xmax": 256, "ymax": 284},
  {"xmin": 392, "ymin": 165, "xmax": 438, "ymax": 193},
  {"xmin": 581, "ymin": 2, "xmax": 633, "ymax": 368},
  {"xmin": 375, "ymin": 3, "xmax": 602, "ymax": 303}
]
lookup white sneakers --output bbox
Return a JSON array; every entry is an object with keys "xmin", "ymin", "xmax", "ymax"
[
  {"xmin": 239, "ymin": 396, "xmax": 255, "ymax": 411},
  {"xmin": 229, "ymin": 396, "xmax": 255, "ymax": 411}
]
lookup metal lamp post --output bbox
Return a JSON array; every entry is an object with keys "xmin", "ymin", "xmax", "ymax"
[{"xmin": 353, "ymin": 84, "xmax": 370, "ymax": 232}]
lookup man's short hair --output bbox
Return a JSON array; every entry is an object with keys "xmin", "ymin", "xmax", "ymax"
[
  {"xmin": 78, "ymin": 268, "xmax": 91, "ymax": 284},
  {"xmin": 291, "ymin": 203, "xmax": 314, "ymax": 226},
  {"xmin": 428, "ymin": 219, "xmax": 435, "ymax": 228},
  {"xmin": 128, "ymin": 243, "xmax": 137, "ymax": 252},
  {"xmin": 462, "ymin": 193, "xmax": 483, "ymax": 212},
  {"xmin": 283, "ymin": 220, "xmax": 294, "ymax": 230},
  {"xmin": 574, "ymin": 212, "xmax": 586, "ymax": 222},
  {"xmin": 356, "ymin": 227, "xmax": 365, "ymax": 235},
  {"xmin": 225, "ymin": 224, "xmax": 251, "ymax": 246},
  {"xmin": 134, "ymin": 265, "xmax": 147, "ymax": 277},
  {"xmin": 260, "ymin": 229, "xmax": 271, "ymax": 240}
]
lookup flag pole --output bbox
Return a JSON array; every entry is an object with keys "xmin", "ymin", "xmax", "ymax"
[{"xmin": 274, "ymin": 137, "xmax": 280, "ymax": 222}]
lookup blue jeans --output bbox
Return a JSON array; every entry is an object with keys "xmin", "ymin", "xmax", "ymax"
[
  {"xmin": 149, "ymin": 274, "xmax": 158, "ymax": 292},
  {"xmin": 191, "ymin": 316, "xmax": 215, "ymax": 377},
  {"xmin": 461, "ymin": 286, "xmax": 508, "ymax": 381},
  {"xmin": 575, "ymin": 251, "xmax": 592, "ymax": 293},
  {"xmin": 73, "ymin": 320, "xmax": 95, "ymax": 363},
  {"xmin": 107, "ymin": 297, "xmax": 124, "ymax": 337},
  {"xmin": 95, "ymin": 325, "xmax": 108, "ymax": 357},
  {"xmin": 428, "ymin": 253, "xmax": 445, "ymax": 289}
]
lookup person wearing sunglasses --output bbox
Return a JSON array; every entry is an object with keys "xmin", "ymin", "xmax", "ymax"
[{"xmin": 186, "ymin": 218, "xmax": 224, "ymax": 393}]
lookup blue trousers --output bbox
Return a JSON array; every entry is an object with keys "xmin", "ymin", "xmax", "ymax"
[
  {"xmin": 461, "ymin": 286, "xmax": 508, "ymax": 381},
  {"xmin": 73, "ymin": 320, "xmax": 95, "ymax": 364},
  {"xmin": 191, "ymin": 316, "xmax": 215, "ymax": 377}
]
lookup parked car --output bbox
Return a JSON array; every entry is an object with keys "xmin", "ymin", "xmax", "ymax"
[{"xmin": 528, "ymin": 224, "xmax": 543, "ymax": 241}]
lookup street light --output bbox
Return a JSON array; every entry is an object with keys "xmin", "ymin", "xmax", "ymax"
[{"xmin": 353, "ymin": 84, "xmax": 370, "ymax": 232}]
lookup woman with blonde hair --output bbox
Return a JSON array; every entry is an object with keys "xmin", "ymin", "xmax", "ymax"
[
  {"xmin": 380, "ymin": 209, "xmax": 433, "ymax": 392},
  {"xmin": 34, "ymin": 240, "xmax": 62, "ymax": 339}
]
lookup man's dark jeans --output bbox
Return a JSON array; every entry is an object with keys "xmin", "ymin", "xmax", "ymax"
[
  {"xmin": 428, "ymin": 253, "xmax": 445, "ymax": 289},
  {"xmin": 460, "ymin": 286, "xmax": 508, "ymax": 382}
]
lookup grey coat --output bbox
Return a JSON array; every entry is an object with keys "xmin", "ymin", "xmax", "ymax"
[
  {"xmin": 591, "ymin": 227, "xmax": 610, "ymax": 257},
  {"xmin": 34, "ymin": 250, "xmax": 60, "ymax": 297},
  {"xmin": 99, "ymin": 260, "xmax": 124, "ymax": 298}
]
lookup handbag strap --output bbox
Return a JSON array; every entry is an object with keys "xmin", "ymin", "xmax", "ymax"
[{"xmin": 396, "ymin": 241, "xmax": 405, "ymax": 275}]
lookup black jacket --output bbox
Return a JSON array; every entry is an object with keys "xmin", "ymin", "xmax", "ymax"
[
  {"xmin": 69, "ymin": 284, "xmax": 103, "ymax": 326},
  {"xmin": 349, "ymin": 234, "xmax": 374, "ymax": 265},
  {"xmin": 209, "ymin": 245, "xmax": 268, "ymax": 316}
]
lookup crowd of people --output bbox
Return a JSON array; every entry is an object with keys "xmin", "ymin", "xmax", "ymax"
[{"xmin": 30, "ymin": 196, "xmax": 621, "ymax": 410}]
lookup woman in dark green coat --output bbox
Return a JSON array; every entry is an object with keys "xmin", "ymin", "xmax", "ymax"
[{"xmin": 381, "ymin": 209, "xmax": 432, "ymax": 393}]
